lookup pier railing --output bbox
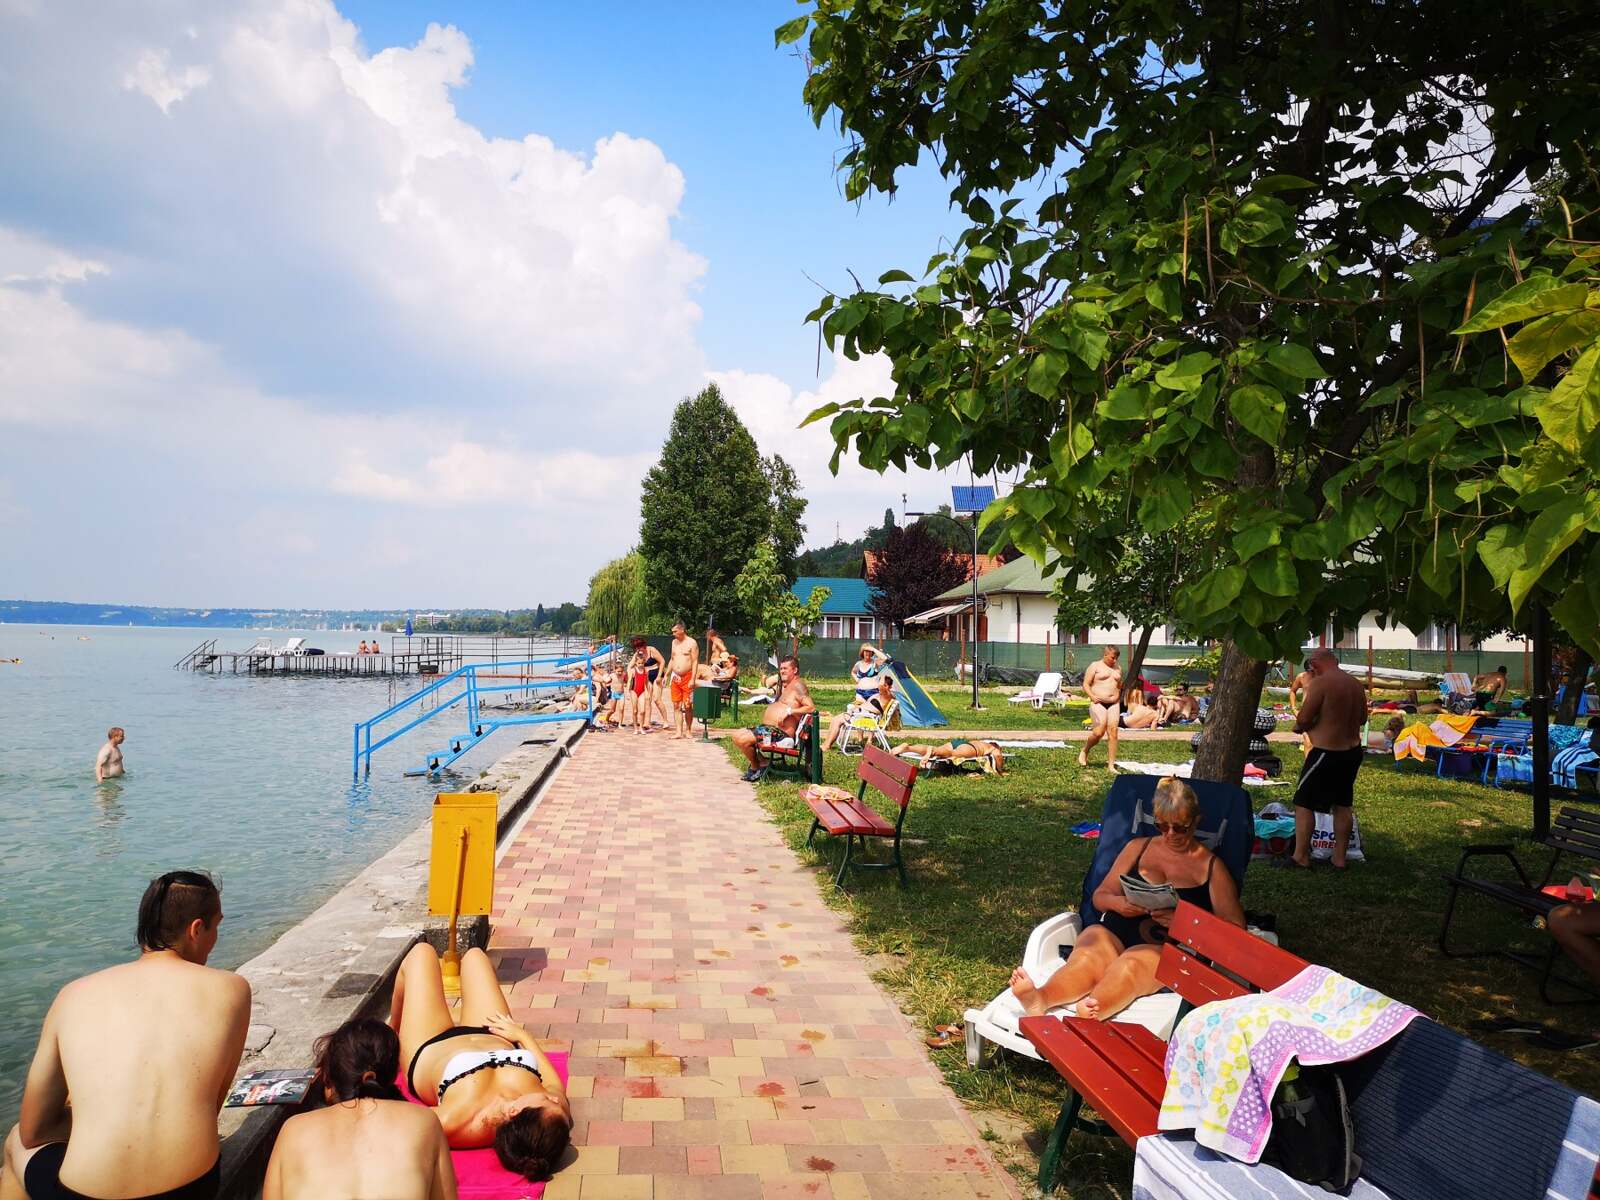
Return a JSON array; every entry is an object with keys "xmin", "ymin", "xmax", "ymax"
[
  {"xmin": 173, "ymin": 638, "xmax": 218, "ymax": 670},
  {"xmin": 352, "ymin": 643, "xmax": 618, "ymax": 778}
]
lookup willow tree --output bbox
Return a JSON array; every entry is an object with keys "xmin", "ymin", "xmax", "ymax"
[{"xmin": 785, "ymin": 0, "xmax": 1600, "ymax": 780}]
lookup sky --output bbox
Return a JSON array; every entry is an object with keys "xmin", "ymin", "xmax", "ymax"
[{"xmin": 0, "ymin": 0, "xmax": 985, "ymax": 609}]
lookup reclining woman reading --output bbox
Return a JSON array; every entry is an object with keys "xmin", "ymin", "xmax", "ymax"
[
  {"xmin": 1010, "ymin": 776, "xmax": 1244, "ymax": 1020},
  {"xmin": 263, "ymin": 1017, "xmax": 455, "ymax": 1200},
  {"xmin": 390, "ymin": 943, "xmax": 571, "ymax": 1182}
]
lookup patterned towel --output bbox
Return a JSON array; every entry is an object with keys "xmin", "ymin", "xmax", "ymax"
[{"xmin": 1158, "ymin": 966, "xmax": 1421, "ymax": 1163}]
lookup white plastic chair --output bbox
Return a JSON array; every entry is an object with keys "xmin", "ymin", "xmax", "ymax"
[{"xmin": 1007, "ymin": 672, "xmax": 1063, "ymax": 709}]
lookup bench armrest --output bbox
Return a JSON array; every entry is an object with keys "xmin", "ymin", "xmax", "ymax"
[{"xmin": 1450, "ymin": 844, "xmax": 1531, "ymax": 887}]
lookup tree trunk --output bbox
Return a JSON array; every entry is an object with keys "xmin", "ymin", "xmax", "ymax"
[
  {"xmin": 1126, "ymin": 624, "xmax": 1157, "ymax": 695},
  {"xmin": 1556, "ymin": 648, "xmax": 1593, "ymax": 726},
  {"xmin": 1192, "ymin": 639, "xmax": 1270, "ymax": 784}
]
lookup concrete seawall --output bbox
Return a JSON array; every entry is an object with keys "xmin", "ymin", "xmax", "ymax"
[{"xmin": 217, "ymin": 720, "xmax": 587, "ymax": 1199}]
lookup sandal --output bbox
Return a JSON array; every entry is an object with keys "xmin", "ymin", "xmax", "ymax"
[{"xmin": 924, "ymin": 1023, "xmax": 963, "ymax": 1049}]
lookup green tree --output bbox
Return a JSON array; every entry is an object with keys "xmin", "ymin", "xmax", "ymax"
[
  {"xmin": 783, "ymin": 0, "xmax": 1600, "ymax": 781},
  {"xmin": 763, "ymin": 453, "xmax": 809, "ymax": 583},
  {"xmin": 1055, "ymin": 514, "xmax": 1208, "ymax": 687},
  {"xmin": 639, "ymin": 383, "xmax": 773, "ymax": 632},
  {"xmin": 734, "ymin": 542, "xmax": 831, "ymax": 659},
  {"xmin": 586, "ymin": 552, "xmax": 653, "ymax": 641}
]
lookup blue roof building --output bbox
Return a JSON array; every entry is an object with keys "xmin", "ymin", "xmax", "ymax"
[{"xmin": 790, "ymin": 576, "xmax": 884, "ymax": 641}]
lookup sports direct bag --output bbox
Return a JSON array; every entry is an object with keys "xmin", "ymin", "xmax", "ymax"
[
  {"xmin": 1261, "ymin": 1063, "xmax": 1361, "ymax": 1193},
  {"xmin": 1310, "ymin": 811, "xmax": 1365, "ymax": 862}
]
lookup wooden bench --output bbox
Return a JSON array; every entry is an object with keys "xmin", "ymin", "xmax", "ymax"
[
  {"xmin": 1020, "ymin": 902, "xmax": 1306, "ymax": 1191},
  {"xmin": 1023, "ymin": 903, "xmax": 1600, "ymax": 1198},
  {"xmin": 803, "ymin": 744, "xmax": 918, "ymax": 888},
  {"xmin": 1440, "ymin": 804, "xmax": 1600, "ymax": 1001}
]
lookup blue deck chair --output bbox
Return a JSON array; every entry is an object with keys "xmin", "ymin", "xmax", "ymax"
[{"xmin": 963, "ymin": 772, "xmax": 1255, "ymax": 1066}]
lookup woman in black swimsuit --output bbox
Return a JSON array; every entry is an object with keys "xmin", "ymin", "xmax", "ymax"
[{"xmin": 1010, "ymin": 777, "xmax": 1245, "ymax": 1020}]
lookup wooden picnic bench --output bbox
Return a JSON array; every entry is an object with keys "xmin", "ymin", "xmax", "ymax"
[
  {"xmin": 1440, "ymin": 804, "xmax": 1600, "ymax": 1001},
  {"xmin": 1023, "ymin": 901, "xmax": 1600, "ymax": 1198},
  {"xmin": 803, "ymin": 744, "xmax": 918, "ymax": 888}
]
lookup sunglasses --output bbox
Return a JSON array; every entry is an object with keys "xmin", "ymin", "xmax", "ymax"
[{"xmin": 1154, "ymin": 821, "xmax": 1195, "ymax": 834}]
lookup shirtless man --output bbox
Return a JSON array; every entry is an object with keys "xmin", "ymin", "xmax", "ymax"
[
  {"xmin": 1288, "ymin": 659, "xmax": 1315, "ymax": 752},
  {"xmin": 3, "ymin": 871, "xmax": 251, "ymax": 1200},
  {"xmin": 706, "ymin": 626, "xmax": 729, "ymax": 665},
  {"xmin": 730, "ymin": 655, "xmax": 814, "ymax": 781},
  {"xmin": 666, "ymin": 621, "xmax": 699, "ymax": 740},
  {"xmin": 1078, "ymin": 648, "xmax": 1123, "ymax": 772},
  {"xmin": 1472, "ymin": 665, "xmax": 1509, "ymax": 709},
  {"xmin": 93, "ymin": 727, "xmax": 125, "ymax": 783},
  {"xmin": 1154, "ymin": 682, "xmax": 1199, "ymax": 726},
  {"xmin": 1291, "ymin": 648, "xmax": 1369, "ymax": 868}
]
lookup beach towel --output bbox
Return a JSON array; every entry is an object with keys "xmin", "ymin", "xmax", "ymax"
[
  {"xmin": 1158, "ymin": 966, "xmax": 1420, "ymax": 1163},
  {"xmin": 1115, "ymin": 759, "xmax": 1290, "ymax": 787},
  {"xmin": 1392, "ymin": 713, "xmax": 1477, "ymax": 761},
  {"xmin": 397, "ymin": 1051, "xmax": 570, "ymax": 1199}
]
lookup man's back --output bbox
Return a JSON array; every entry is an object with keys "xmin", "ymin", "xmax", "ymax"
[
  {"xmin": 1305, "ymin": 669, "xmax": 1366, "ymax": 750},
  {"xmin": 49, "ymin": 956, "xmax": 249, "ymax": 1193}
]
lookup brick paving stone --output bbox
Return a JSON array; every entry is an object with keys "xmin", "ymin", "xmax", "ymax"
[{"xmin": 488, "ymin": 733, "xmax": 1018, "ymax": 1199}]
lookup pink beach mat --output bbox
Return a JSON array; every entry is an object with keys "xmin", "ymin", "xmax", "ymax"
[{"xmin": 396, "ymin": 1051, "xmax": 570, "ymax": 1200}]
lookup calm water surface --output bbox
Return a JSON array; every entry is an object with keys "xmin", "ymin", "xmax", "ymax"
[{"xmin": 0, "ymin": 624, "xmax": 547, "ymax": 1121}]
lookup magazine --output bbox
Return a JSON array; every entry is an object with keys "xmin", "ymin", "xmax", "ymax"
[
  {"xmin": 1118, "ymin": 873, "xmax": 1179, "ymax": 911},
  {"xmin": 225, "ymin": 1068, "xmax": 317, "ymax": 1107}
]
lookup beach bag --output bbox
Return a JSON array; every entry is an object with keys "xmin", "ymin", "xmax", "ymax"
[
  {"xmin": 1261, "ymin": 1063, "xmax": 1361, "ymax": 1192},
  {"xmin": 1310, "ymin": 811, "xmax": 1365, "ymax": 862}
]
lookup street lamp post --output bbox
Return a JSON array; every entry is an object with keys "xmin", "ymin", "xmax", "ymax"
[{"xmin": 906, "ymin": 509, "xmax": 983, "ymax": 712}]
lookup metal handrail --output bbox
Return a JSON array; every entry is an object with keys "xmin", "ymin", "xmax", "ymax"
[{"xmin": 353, "ymin": 643, "xmax": 618, "ymax": 778}]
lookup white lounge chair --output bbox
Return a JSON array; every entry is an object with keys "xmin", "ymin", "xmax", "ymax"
[
  {"xmin": 1007, "ymin": 672, "xmax": 1063, "ymax": 709},
  {"xmin": 838, "ymin": 697, "xmax": 900, "ymax": 755},
  {"xmin": 244, "ymin": 637, "xmax": 273, "ymax": 658},
  {"xmin": 275, "ymin": 636, "xmax": 306, "ymax": 656}
]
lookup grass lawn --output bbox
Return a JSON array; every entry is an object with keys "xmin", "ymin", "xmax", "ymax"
[{"xmin": 727, "ymin": 737, "xmax": 1599, "ymax": 1197}]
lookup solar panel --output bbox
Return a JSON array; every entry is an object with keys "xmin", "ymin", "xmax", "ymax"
[{"xmin": 951, "ymin": 485, "xmax": 996, "ymax": 513}]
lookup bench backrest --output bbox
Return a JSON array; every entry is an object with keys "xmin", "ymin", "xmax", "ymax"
[
  {"xmin": 1154, "ymin": 901, "xmax": 1308, "ymax": 1007},
  {"xmin": 1547, "ymin": 805, "xmax": 1600, "ymax": 866},
  {"xmin": 1340, "ymin": 1015, "xmax": 1600, "ymax": 1200},
  {"xmin": 1079, "ymin": 775, "xmax": 1254, "ymax": 927},
  {"xmin": 858, "ymin": 744, "xmax": 917, "ymax": 810}
]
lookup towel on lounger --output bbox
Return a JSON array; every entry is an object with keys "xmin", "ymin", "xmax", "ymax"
[{"xmin": 397, "ymin": 1051, "xmax": 570, "ymax": 1199}]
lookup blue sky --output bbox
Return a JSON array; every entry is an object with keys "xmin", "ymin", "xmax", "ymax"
[{"xmin": 0, "ymin": 1, "xmax": 980, "ymax": 608}]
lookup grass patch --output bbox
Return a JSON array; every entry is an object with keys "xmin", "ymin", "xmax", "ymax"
[
  {"xmin": 709, "ymin": 683, "xmax": 1160, "ymax": 732},
  {"xmin": 729, "ymin": 739, "xmax": 1599, "ymax": 1197}
]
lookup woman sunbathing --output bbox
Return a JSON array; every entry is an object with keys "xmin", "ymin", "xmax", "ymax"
[
  {"xmin": 824, "ymin": 675, "xmax": 894, "ymax": 749},
  {"xmin": 1119, "ymin": 687, "xmax": 1159, "ymax": 729},
  {"xmin": 897, "ymin": 738, "xmax": 1006, "ymax": 774},
  {"xmin": 390, "ymin": 943, "xmax": 571, "ymax": 1182},
  {"xmin": 264, "ymin": 1017, "xmax": 455, "ymax": 1200},
  {"xmin": 1010, "ymin": 777, "xmax": 1244, "ymax": 1020}
]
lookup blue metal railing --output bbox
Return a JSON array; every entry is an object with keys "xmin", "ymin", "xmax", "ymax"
[{"xmin": 352, "ymin": 644, "xmax": 617, "ymax": 778}]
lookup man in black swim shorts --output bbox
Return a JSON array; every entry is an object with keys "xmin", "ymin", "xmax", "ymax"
[{"xmin": 1290, "ymin": 649, "xmax": 1369, "ymax": 868}]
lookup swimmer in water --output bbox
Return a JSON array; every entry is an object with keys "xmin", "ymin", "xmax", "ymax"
[{"xmin": 95, "ymin": 727, "xmax": 126, "ymax": 782}]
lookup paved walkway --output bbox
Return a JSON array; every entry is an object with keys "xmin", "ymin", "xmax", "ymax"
[{"xmin": 488, "ymin": 730, "xmax": 1018, "ymax": 1200}]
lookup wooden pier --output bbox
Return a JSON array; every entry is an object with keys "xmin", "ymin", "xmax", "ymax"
[{"xmin": 175, "ymin": 637, "xmax": 462, "ymax": 677}]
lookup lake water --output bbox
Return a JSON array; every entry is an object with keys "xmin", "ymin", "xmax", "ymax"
[{"xmin": 0, "ymin": 624, "xmax": 549, "ymax": 1123}]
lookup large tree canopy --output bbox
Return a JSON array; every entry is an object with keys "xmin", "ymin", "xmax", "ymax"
[
  {"xmin": 786, "ymin": 0, "xmax": 1600, "ymax": 778},
  {"xmin": 640, "ymin": 384, "xmax": 799, "ymax": 632}
]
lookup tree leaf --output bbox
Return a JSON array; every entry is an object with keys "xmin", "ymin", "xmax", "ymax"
[
  {"xmin": 1455, "ymin": 277, "xmax": 1588, "ymax": 334},
  {"xmin": 965, "ymin": 245, "xmax": 999, "ymax": 264},
  {"xmin": 1154, "ymin": 352, "xmax": 1217, "ymax": 391},
  {"xmin": 1265, "ymin": 343, "xmax": 1326, "ymax": 380},
  {"xmin": 1025, "ymin": 351, "xmax": 1070, "ymax": 399},
  {"xmin": 1509, "ymin": 493, "xmax": 1588, "ymax": 616},
  {"xmin": 800, "ymin": 401, "xmax": 842, "ymax": 428},
  {"xmin": 1506, "ymin": 310, "xmax": 1600, "ymax": 381},
  {"xmin": 1551, "ymin": 584, "xmax": 1600, "ymax": 661},
  {"xmin": 1251, "ymin": 174, "xmax": 1317, "ymax": 193},
  {"xmin": 1185, "ymin": 565, "xmax": 1245, "ymax": 618},
  {"xmin": 1534, "ymin": 344, "xmax": 1600, "ymax": 459},
  {"xmin": 876, "ymin": 269, "xmax": 915, "ymax": 285},
  {"xmin": 1234, "ymin": 523, "xmax": 1282, "ymax": 562},
  {"xmin": 1138, "ymin": 479, "xmax": 1190, "ymax": 533},
  {"xmin": 1098, "ymin": 379, "xmax": 1148, "ymax": 420},
  {"xmin": 774, "ymin": 14, "xmax": 811, "ymax": 46},
  {"xmin": 1228, "ymin": 384, "xmax": 1286, "ymax": 444},
  {"xmin": 1248, "ymin": 547, "xmax": 1299, "ymax": 596}
]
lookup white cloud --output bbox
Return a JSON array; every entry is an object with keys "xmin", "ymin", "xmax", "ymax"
[{"xmin": 122, "ymin": 47, "xmax": 211, "ymax": 113}]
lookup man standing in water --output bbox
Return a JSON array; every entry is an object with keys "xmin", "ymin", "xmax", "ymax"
[
  {"xmin": 666, "ymin": 621, "xmax": 700, "ymax": 740},
  {"xmin": 93, "ymin": 727, "xmax": 125, "ymax": 783},
  {"xmin": 1291, "ymin": 648, "xmax": 1369, "ymax": 869},
  {"xmin": 2, "ymin": 871, "xmax": 252, "ymax": 1200},
  {"xmin": 1078, "ymin": 648, "xmax": 1124, "ymax": 772}
]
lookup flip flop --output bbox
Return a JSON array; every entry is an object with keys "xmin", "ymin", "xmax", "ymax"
[{"xmin": 924, "ymin": 1023, "xmax": 963, "ymax": 1049}]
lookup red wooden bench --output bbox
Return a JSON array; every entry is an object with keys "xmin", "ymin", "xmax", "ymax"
[
  {"xmin": 803, "ymin": 744, "xmax": 918, "ymax": 888},
  {"xmin": 757, "ymin": 712, "xmax": 821, "ymax": 784},
  {"xmin": 1020, "ymin": 902, "xmax": 1307, "ymax": 1190}
]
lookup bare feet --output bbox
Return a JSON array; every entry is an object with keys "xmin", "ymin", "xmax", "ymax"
[
  {"xmin": 1010, "ymin": 968, "xmax": 1047, "ymax": 1017},
  {"xmin": 1077, "ymin": 748, "xmax": 1089, "ymax": 768},
  {"xmin": 1077, "ymin": 995, "xmax": 1103, "ymax": 1021}
]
